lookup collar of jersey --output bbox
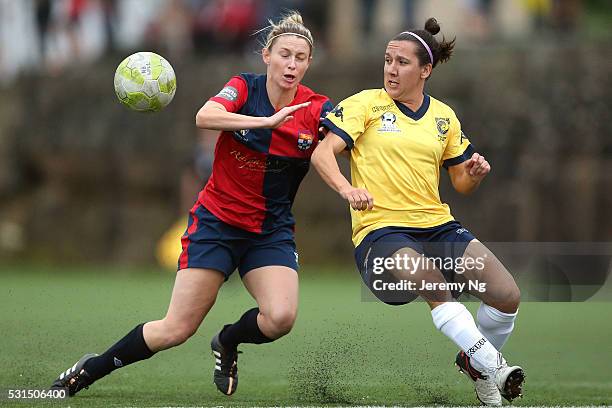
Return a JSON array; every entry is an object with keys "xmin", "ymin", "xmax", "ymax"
[
  {"xmin": 256, "ymin": 74, "xmax": 276, "ymax": 113},
  {"xmin": 393, "ymin": 93, "xmax": 430, "ymax": 121},
  {"xmin": 257, "ymin": 73, "xmax": 302, "ymax": 113}
]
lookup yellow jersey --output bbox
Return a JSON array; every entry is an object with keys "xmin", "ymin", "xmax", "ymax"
[{"xmin": 321, "ymin": 89, "xmax": 474, "ymax": 246}]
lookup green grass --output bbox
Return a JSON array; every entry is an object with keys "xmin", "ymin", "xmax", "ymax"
[{"xmin": 0, "ymin": 264, "xmax": 611, "ymax": 407}]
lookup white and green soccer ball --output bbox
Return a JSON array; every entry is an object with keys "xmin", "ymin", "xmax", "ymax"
[{"xmin": 114, "ymin": 52, "xmax": 177, "ymax": 112}]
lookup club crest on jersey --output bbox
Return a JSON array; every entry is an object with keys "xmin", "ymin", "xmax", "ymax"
[
  {"xmin": 435, "ymin": 117, "xmax": 450, "ymax": 141},
  {"xmin": 297, "ymin": 130, "xmax": 314, "ymax": 151},
  {"xmin": 378, "ymin": 111, "xmax": 401, "ymax": 133}
]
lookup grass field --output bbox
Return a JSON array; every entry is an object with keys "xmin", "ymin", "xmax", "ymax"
[{"xmin": 1, "ymin": 264, "xmax": 611, "ymax": 407}]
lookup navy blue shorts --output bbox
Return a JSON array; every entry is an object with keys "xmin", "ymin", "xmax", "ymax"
[
  {"xmin": 354, "ymin": 221, "xmax": 476, "ymax": 305},
  {"xmin": 178, "ymin": 203, "xmax": 298, "ymax": 279}
]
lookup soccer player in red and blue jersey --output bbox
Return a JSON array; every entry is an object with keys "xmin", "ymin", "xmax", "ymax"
[{"xmin": 51, "ymin": 12, "xmax": 332, "ymax": 397}]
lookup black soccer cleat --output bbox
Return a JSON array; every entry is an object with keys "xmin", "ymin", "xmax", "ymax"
[
  {"xmin": 50, "ymin": 353, "xmax": 98, "ymax": 396},
  {"xmin": 210, "ymin": 332, "xmax": 240, "ymax": 396}
]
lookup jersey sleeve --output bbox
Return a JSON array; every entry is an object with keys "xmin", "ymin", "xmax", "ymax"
[
  {"xmin": 442, "ymin": 115, "xmax": 475, "ymax": 169},
  {"xmin": 317, "ymin": 99, "xmax": 334, "ymax": 139},
  {"xmin": 320, "ymin": 92, "xmax": 368, "ymax": 149},
  {"xmin": 208, "ymin": 76, "xmax": 248, "ymax": 113}
]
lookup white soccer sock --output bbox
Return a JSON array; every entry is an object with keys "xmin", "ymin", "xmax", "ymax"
[
  {"xmin": 476, "ymin": 303, "xmax": 517, "ymax": 350},
  {"xmin": 431, "ymin": 302, "xmax": 502, "ymax": 373}
]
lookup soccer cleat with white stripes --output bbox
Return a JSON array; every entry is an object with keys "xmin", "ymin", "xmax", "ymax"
[
  {"xmin": 210, "ymin": 332, "xmax": 240, "ymax": 396},
  {"xmin": 50, "ymin": 353, "xmax": 98, "ymax": 396},
  {"xmin": 455, "ymin": 350, "xmax": 502, "ymax": 406}
]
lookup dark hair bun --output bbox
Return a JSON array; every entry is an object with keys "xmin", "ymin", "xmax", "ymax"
[{"xmin": 424, "ymin": 17, "xmax": 440, "ymax": 35}]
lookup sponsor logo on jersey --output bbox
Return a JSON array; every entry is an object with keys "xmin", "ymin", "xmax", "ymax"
[
  {"xmin": 378, "ymin": 111, "xmax": 401, "ymax": 133},
  {"xmin": 371, "ymin": 103, "xmax": 395, "ymax": 113},
  {"xmin": 216, "ymin": 86, "xmax": 239, "ymax": 101},
  {"xmin": 297, "ymin": 130, "xmax": 314, "ymax": 151},
  {"xmin": 233, "ymin": 129, "xmax": 250, "ymax": 142},
  {"xmin": 229, "ymin": 150, "xmax": 290, "ymax": 173},
  {"xmin": 331, "ymin": 105, "xmax": 344, "ymax": 122}
]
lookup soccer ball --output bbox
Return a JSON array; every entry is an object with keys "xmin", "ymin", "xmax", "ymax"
[{"xmin": 114, "ymin": 52, "xmax": 177, "ymax": 112}]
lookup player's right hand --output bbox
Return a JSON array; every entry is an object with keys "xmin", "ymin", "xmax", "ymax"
[
  {"xmin": 340, "ymin": 186, "xmax": 374, "ymax": 211},
  {"xmin": 265, "ymin": 102, "xmax": 311, "ymax": 128}
]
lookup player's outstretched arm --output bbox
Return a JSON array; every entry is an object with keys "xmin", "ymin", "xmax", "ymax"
[
  {"xmin": 447, "ymin": 152, "xmax": 491, "ymax": 195},
  {"xmin": 311, "ymin": 133, "xmax": 373, "ymax": 211},
  {"xmin": 195, "ymin": 101, "xmax": 310, "ymax": 131}
]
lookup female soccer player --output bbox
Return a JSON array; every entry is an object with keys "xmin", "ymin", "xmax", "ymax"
[
  {"xmin": 52, "ymin": 12, "xmax": 332, "ymax": 397},
  {"xmin": 311, "ymin": 18, "xmax": 524, "ymax": 406}
]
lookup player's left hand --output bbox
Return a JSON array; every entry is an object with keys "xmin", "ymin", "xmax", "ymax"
[{"xmin": 465, "ymin": 153, "xmax": 490, "ymax": 180}]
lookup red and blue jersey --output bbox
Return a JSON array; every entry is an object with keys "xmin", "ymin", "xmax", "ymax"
[{"xmin": 198, "ymin": 73, "xmax": 333, "ymax": 234}]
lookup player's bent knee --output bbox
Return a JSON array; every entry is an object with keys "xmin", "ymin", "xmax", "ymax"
[
  {"xmin": 508, "ymin": 285, "xmax": 521, "ymax": 310},
  {"xmin": 263, "ymin": 308, "xmax": 297, "ymax": 338},
  {"xmin": 161, "ymin": 320, "xmax": 199, "ymax": 347},
  {"xmin": 491, "ymin": 284, "xmax": 521, "ymax": 313}
]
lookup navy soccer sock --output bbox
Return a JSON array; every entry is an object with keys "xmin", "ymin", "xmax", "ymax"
[
  {"xmin": 219, "ymin": 308, "xmax": 273, "ymax": 349},
  {"xmin": 83, "ymin": 323, "xmax": 155, "ymax": 381}
]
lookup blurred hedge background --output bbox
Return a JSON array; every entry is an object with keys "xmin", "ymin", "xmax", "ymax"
[{"xmin": 0, "ymin": 0, "xmax": 610, "ymax": 266}]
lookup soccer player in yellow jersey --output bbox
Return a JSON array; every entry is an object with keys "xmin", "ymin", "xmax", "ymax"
[{"xmin": 312, "ymin": 18, "xmax": 525, "ymax": 406}]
